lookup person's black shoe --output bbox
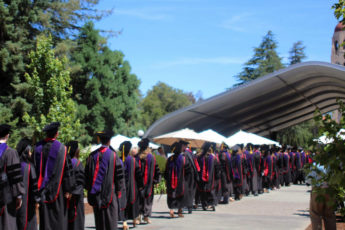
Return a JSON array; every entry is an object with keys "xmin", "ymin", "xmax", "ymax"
[{"xmin": 188, "ymin": 208, "xmax": 192, "ymax": 214}]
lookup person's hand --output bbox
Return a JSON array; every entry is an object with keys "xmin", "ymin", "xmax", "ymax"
[
  {"xmin": 16, "ymin": 198, "xmax": 22, "ymax": 210},
  {"xmin": 65, "ymin": 192, "xmax": 72, "ymax": 199},
  {"xmin": 35, "ymin": 203, "xmax": 40, "ymax": 210}
]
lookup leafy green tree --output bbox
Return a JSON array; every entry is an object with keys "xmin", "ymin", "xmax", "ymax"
[
  {"xmin": 22, "ymin": 34, "xmax": 80, "ymax": 143},
  {"xmin": 236, "ymin": 31, "xmax": 284, "ymax": 85},
  {"xmin": 0, "ymin": 0, "xmax": 103, "ymax": 142},
  {"xmin": 289, "ymin": 41, "xmax": 306, "ymax": 65},
  {"xmin": 276, "ymin": 120, "xmax": 318, "ymax": 148},
  {"xmin": 308, "ymin": 99, "xmax": 345, "ymax": 214},
  {"xmin": 140, "ymin": 82, "xmax": 195, "ymax": 127},
  {"xmin": 70, "ymin": 22, "xmax": 141, "ymax": 143}
]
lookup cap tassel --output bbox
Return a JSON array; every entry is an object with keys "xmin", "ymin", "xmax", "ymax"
[{"xmin": 122, "ymin": 145, "xmax": 125, "ymax": 162}]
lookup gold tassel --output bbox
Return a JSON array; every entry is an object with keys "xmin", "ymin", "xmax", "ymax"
[{"xmin": 122, "ymin": 145, "xmax": 125, "ymax": 162}]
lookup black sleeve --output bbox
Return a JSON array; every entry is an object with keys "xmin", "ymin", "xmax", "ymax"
[
  {"xmin": 29, "ymin": 163, "xmax": 40, "ymax": 203},
  {"xmin": 62, "ymin": 154, "xmax": 76, "ymax": 193},
  {"xmin": 115, "ymin": 156, "xmax": 125, "ymax": 193},
  {"xmin": 84, "ymin": 155, "xmax": 93, "ymax": 191},
  {"xmin": 6, "ymin": 148, "xmax": 24, "ymax": 198},
  {"xmin": 135, "ymin": 161, "xmax": 144, "ymax": 190},
  {"xmin": 153, "ymin": 161, "xmax": 161, "ymax": 184},
  {"xmin": 72, "ymin": 162, "xmax": 85, "ymax": 195}
]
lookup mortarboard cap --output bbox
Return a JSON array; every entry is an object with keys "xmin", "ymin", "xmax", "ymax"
[
  {"xmin": 119, "ymin": 141, "xmax": 132, "ymax": 155},
  {"xmin": 95, "ymin": 130, "xmax": 114, "ymax": 139},
  {"xmin": 179, "ymin": 140, "xmax": 189, "ymax": 145},
  {"xmin": 0, "ymin": 124, "xmax": 11, "ymax": 138},
  {"xmin": 43, "ymin": 122, "xmax": 60, "ymax": 132},
  {"xmin": 138, "ymin": 138, "xmax": 150, "ymax": 151}
]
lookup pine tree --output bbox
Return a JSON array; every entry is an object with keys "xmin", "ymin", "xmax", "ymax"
[
  {"xmin": 22, "ymin": 34, "xmax": 80, "ymax": 143},
  {"xmin": 289, "ymin": 41, "xmax": 306, "ymax": 65},
  {"xmin": 70, "ymin": 22, "xmax": 141, "ymax": 143},
  {"xmin": 236, "ymin": 31, "xmax": 284, "ymax": 84}
]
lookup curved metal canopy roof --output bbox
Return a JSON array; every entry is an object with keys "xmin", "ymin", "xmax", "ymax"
[{"xmin": 144, "ymin": 62, "xmax": 345, "ymax": 139}]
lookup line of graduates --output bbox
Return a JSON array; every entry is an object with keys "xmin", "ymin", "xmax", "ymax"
[
  {"xmin": 0, "ymin": 121, "xmax": 314, "ymax": 230},
  {"xmin": 0, "ymin": 122, "xmax": 163, "ymax": 230},
  {"xmin": 163, "ymin": 141, "xmax": 313, "ymax": 217}
]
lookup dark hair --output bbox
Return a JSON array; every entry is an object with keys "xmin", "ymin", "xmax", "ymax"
[
  {"xmin": 46, "ymin": 130, "xmax": 58, "ymax": 138},
  {"xmin": 16, "ymin": 138, "xmax": 33, "ymax": 163}
]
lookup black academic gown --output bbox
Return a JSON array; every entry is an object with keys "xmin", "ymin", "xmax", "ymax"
[
  {"xmin": 262, "ymin": 154, "xmax": 272, "ymax": 189},
  {"xmin": 123, "ymin": 155, "xmax": 143, "ymax": 220},
  {"xmin": 0, "ymin": 144, "xmax": 25, "ymax": 230},
  {"xmin": 165, "ymin": 153, "xmax": 189, "ymax": 209},
  {"xmin": 254, "ymin": 150, "xmax": 263, "ymax": 193},
  {"xmin": 17, "ymin": 161, "xmax": 39, "ymax": 230},
  {"xmin": 245, "ymin": 151, "xmax": 258, "ymax": 195},
  {"xmin": 197, "ymin": 153, "xmax": 218, "ymax": 208},
  {"xmin": 85, "ymin": 146, "xmax": 125, "ymax": 230},
  {"xmin": 282, "ymin": 152, "xmax": 291, "ymax": 186},
  {"xmin": 276, "ymin": 152, "xmax": 284, "ymax": 186},
  {"xmin": 68, "ymin": 158, "xmax": 85, "ymax": 230},
  {"xmin": 183, "ymin": 150, "xmax": 199, "ymax": 209},
  {"xmin": 34, "ymin": 139, "xmax": 75, "ymax": 230},
  {"xmin": 137, "ymin": 153, "xmax": 161, "ymax": 218},
  {"xmin": 218, "ymin": 151, "xmax": 233, "ymax": 202},
  {"xmin": 241, "ymin": 153, "xmax": 249, "ymax": 195}
]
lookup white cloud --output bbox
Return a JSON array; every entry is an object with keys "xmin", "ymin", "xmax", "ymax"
[
  {"xmin": 220, "ymin": 13, "xmax": 256, "ymax": 32},
  {"xmin": 152, "ymin": 56, "xmax": 247, "ymax": 69},
  {"xmin": 115, "ymin": 7, "xmax": 174, "ymax": 21}
]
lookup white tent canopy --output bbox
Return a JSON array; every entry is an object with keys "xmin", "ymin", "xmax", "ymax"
[
  {"xmin": 198, "ymin": 129, "xmax": 226, "ymax": 144},
  {"xmin": 225, "ymin": 130, "xmax": 280, "ymax": 147},
  {"xmin": 153, "ymin": 128, "xmax": 205, "ymax": 148},
  {"xmin": 89, "ymin": 134, "xmax": 160, "ymax": 152}
]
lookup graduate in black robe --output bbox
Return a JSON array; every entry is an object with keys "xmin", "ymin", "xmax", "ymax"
[
  {"xmin": 231, "ymin": 145, "xmax": 244, "ymax": 200},
  {"xmin": 295, "ymin": 148, "xmax": 304, "ymax": 184},
  {"xmin": 16, "ymin": 138, "xmax": 40, "ymax": 230},
  {"xmin": 276, "ymin": 148, "xmax": 285, "ymax": 187},
  {"xmin": 181, "ymin": 141, "xmax": 199, "ymax": 214},
  {"xmin": 119, "ymin": 141, "xmax": 143, "ymax": 230},
  {"xmin": 136, "ymin": 138, "xmax": 161, "ymax": 224},
  {"xmin": 165, "ymin": 141, "xmax": 190, "ymax": 218},
  {"xmin": 218, "ymin": 143, "xmax": 234, "ymax": 204},
  {"xmin": 253, "ymin": 145, "xmax": 263, "ymax": 194},
  {"xmin": 66, "ymin": 141, "xmax": 84, "ymax": 230},
  {"xmin": 245, "ymin": 143, "xmax": 258, "ymax": 196},
  {"xmin": 197, "ymin": 142, "xmax": 218, "ymax": 211},
  {"xmin": 85, "ymin": 130, "xmax": 126, "ymax": 230},
  {"xmin": 34, "ymin": 122, "xmax": 75, "ymax": 230},
  {"xmin": 262, "ymin": 146, "xmax": 272, "ymax": 192},
  {"xmin": 282, "ymin": 148, "xmax": 291, "ymax": 186},
  {"xmin": 0, "ymin": 124, "xmax": 25, "ymax": 230}
]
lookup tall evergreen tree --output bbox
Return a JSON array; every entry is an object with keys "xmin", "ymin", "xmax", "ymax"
[
  {"xmin": 22, "ymin": 34, "xmax": 81, "ymax": 143},
  {"xmin": 71, "ymin": 22, "xmax": 141, "ymax": 143},
  {"xmin": 236, "ymin": 31, "xmax": 284, "ymax": 85},
  {"xmin": 289, "ymin": 41, "xmax": 306, "ymax": 65},
  {"xmin": 140, "ymin": 82, "xmax": 195, "ymax": 128},
  {"xmin": 0, "ymin": 0, "xmax": 103, "ymax": 140}
]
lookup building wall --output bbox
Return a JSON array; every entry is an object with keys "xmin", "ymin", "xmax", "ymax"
[{"xmin": 331, "ymin": 31, "xmax": 345, "ymax": 65}]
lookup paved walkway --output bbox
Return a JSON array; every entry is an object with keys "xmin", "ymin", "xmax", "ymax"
[{"xmin": 85, "ymin": 185, "xmax": 311, "ymax": 230}]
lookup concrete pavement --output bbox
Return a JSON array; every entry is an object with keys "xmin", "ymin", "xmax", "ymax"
[{"xmin": 85, "ymin": 185, "xmax": 311, "ymax": 230}]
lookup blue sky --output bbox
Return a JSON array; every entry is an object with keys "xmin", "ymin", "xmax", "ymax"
[{"xmin": 95, "ymin": 0, "xmax": 338, "ymax": 99}]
